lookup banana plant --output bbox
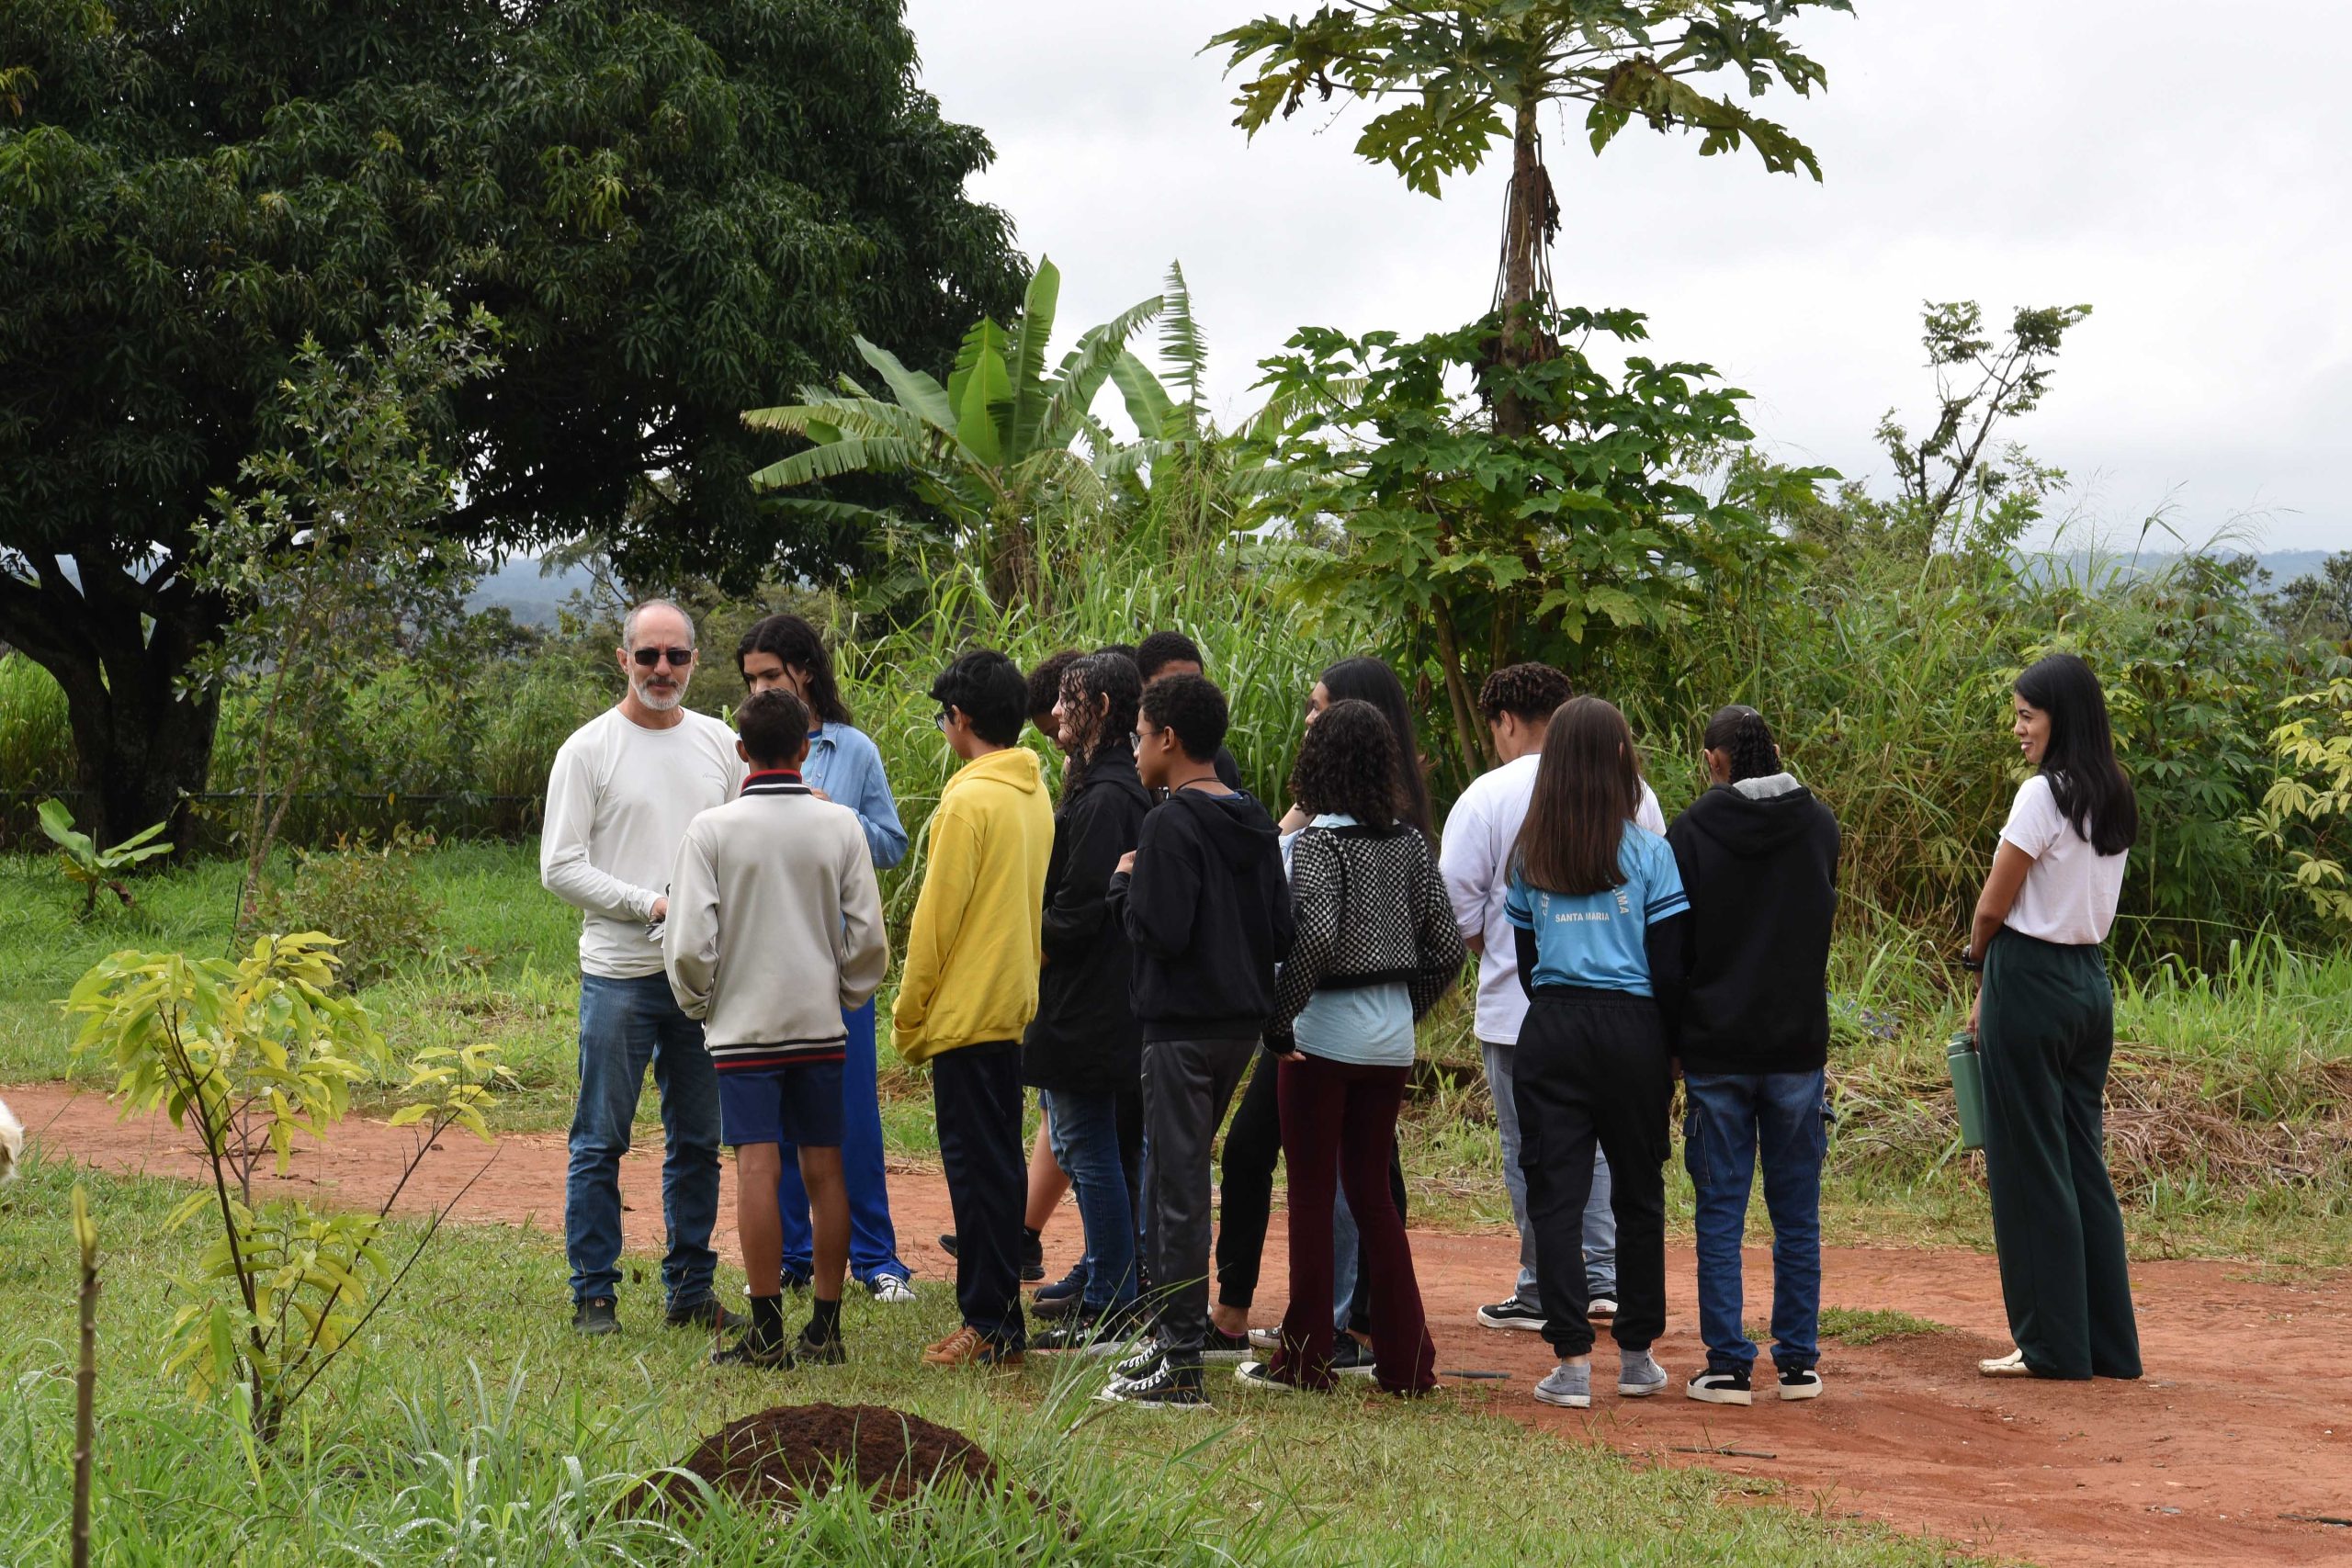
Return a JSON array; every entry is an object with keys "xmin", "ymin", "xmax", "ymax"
[
  {"xmin": 742, "ymin": 257, "xmax": 1183, "ymax": 607},
  {"xmin": 38, "ymin": 798, "xmax": 173, "ymax": 918}
]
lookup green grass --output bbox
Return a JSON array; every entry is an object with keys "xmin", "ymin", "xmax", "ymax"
[{"xmin": 0, "ymin": 1157, "xmax": 1950, "ymax": 1565}]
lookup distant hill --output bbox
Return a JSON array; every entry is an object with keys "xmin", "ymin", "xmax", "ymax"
[
  {"xmin": 467, "ymin": 558, "xmax": 601, "ymax": 626},
  {"xmin": 2024, "ymin": 549, "xmax": 2336, "ymax": 589}
]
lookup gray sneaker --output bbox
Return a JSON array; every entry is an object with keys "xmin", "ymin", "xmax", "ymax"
[
  {"xmin": 1618, "ymin": 1349, "xmax": 1668, "ymax": 1398},
  {"xmin": 1533, "ymin": 1362, "xmax": 1592, "ymax": 1409}
]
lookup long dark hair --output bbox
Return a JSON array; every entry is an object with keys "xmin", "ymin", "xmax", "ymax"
[
  {"xmin": 2015, "ymin": 652, "xmax": 2137, "ymax": 856},
  {"xmin": 1515, "ymin": 696, "xmax": 1641, "ymax": 896},
  {"xmin": 736, "ymin": 613, "xmax": 854, "ymax": 728},
  {"xmin": 1319, "ymin": 656, "xmax": 1431, "ymax": 835},
  {"xmin": 1059, "ymin": 651, "xmax": 1142, "ymax": 797},
  {"xmin": 1703, "ymin": 705, "xmax": 1780, "ymax": 784},
  {"xmin": 1289, "ymin": 699, "xmax": 1400, "ymax": 829}
]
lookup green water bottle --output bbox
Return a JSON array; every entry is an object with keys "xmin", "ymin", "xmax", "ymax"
[{"xmin": 1946, "ymin": 1030, "xmax": 1987, "ymax": 1152}]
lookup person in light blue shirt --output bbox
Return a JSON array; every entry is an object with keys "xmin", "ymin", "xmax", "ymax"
[
  {"xmin": 738, "ymin": 615, "xmax": 914, "ymax": 1299},
  {"xmin": 1502, "ymin": 696, "xmax": 1690, "ymax": 1416}
]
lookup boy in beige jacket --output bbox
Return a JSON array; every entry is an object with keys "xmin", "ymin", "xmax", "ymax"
[{"xmin": 665, "ymin": 689, "xmax": 889, "ymax": 1367}]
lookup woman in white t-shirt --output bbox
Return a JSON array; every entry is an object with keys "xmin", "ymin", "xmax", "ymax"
[{"xmin": 1962, "ymin": 652, "xmax": 2143, "ymax": 1383}]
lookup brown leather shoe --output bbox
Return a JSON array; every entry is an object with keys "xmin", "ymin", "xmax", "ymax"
[{"xmin": 922, "ymin": 1324, "xmax": 1024, "ymax": 1368}]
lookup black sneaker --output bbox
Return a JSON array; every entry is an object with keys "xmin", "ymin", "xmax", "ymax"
[
  {"xmin": 665, "ymin": 1297, "xmax": 739, "ymax": 1332},
  {"xmin": 1202, "ymin": 1327, "xmax": 1253, "ymax": 1362},
  {"xmin": 1329, "ymin": 1335, "xmax": 1379, "ymax": 1378},
  {"xmin": 1096, "ymin": 1359, "xmax": 1210, "ymax": 1409},
  {"xmin": 1108, "ymin": 1337, "xmax": 1166, "ymax": 1385},
  {"xmin": 1686, "ymin": 1363, "xmax": 1753, "ymax": 1406},
  {"xmin": 711, "ymin": 1334, "xmax": 793, "ymax": 1369},
  {"xmin": 1777, "ymin": 1364, "xmax": 1824, "ymax": 1401},
  {"xmin": 936, "ymin": 1233, "xmax": 1046, "ymax": 1282},
  {"xmin": 572, "ymin": 1297, "xmax": 619, "ymax": 1336},
  {"xmin": 1234, "ymin": 1359, "xmax": 1306, "ymax": 1394},
  {"xmin": 1033, "ymin": 1314, "xmax": 1119, "ymax": 1353},
  {"xmin": 1476, "ymin": 1298, "xmax": 1547, "ymax": 1332}
]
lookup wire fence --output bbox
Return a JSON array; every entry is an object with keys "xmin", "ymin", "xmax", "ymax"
[{"xmin": 0, "ymin": 790, "xmax": 543, "ymax": 854}]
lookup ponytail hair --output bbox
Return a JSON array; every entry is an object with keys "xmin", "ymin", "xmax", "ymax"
[
  {"xmin": 2015, "ymin": 652, "xmax": 2137, "ymax": 856},
  {"xmin": 1702, "ymin": 705, "xmax": 1781, "ymax": 784}
]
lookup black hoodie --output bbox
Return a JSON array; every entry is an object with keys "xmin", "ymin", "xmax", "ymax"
[
  {"xmin": 1023, "ymin": 747, "xmax": 1152, "ymax": 1095},
  {"xmin": 1107, "ymin": 785, "xmax": 1295, "ymax": 1042},
  {"xmin": 1664, "ymin": 773, "xmax": 1841, "ymax": 1075}
]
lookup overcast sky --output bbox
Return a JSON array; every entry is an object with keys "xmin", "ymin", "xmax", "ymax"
[{"xmin": 899, "ymin": 0, "xmax": 2350, "ymax": 557}]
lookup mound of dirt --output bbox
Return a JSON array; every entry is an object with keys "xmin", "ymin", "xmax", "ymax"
[{"xmin": 639, "ymin": 1403, "xmax": 1001, "ymax": 1514}]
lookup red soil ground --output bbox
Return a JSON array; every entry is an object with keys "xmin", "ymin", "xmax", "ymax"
[{"xmin": 9, "ymin": 1080, "xmax": 2348, "ymax": 1568}]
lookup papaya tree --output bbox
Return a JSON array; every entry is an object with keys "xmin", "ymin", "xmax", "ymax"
[
  {"xmin": 1249, "ymin": 304, "xmax": 1828, "ymax": 782},
  {"xmin": 742, "ymin": 258, "xmax": 1190, "ymax": 607},
  {"xmin": 1210, "ymin": 1, "xmax": 1854, "ymax": 431}
]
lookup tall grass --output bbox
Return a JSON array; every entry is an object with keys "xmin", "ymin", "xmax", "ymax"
[{"xmin": 0, "ymin": 652, "xmax": 74, "ymax": 794}]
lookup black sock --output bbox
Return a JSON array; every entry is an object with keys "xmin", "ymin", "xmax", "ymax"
[
  {"xmin": 808, "ymin": 1295, "xmax": 842, "ymax": 1342},
  {"xmin": 750, "ymin": 1293, "xmax": 785, "ymax": 1344}
]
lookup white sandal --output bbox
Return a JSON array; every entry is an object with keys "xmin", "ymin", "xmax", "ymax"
[{"xmin": 1978, "ymin": 1347, "xmax": 2034, "ymax": 1378}]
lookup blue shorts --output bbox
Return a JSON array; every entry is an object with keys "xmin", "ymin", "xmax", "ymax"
[{"xmin": 717, "ymin": 1059, "xmax": 845, "ymax": 1150}]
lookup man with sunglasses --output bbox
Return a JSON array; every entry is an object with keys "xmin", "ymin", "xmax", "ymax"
[{"xmin": 542, "ymin": 600, "xmax": 747, "ymax": 1337}]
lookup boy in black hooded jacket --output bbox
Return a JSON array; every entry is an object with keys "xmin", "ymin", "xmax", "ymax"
[
  {"xmin": 1098, "ymin": 673, "xmax": 1294, "ymax": 1409},
  {"xmin": 1665, "ymin": 706, "xmax": 1840, "ymax": 1408}
]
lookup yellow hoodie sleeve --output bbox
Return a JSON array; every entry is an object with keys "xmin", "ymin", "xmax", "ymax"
[{"xmin": 890, "ymin": 794, "xmax": 979, "ymax": 1064}]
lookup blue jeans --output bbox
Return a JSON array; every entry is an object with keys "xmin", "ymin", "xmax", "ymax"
[
  {"xmin": 565, "ymin": 974, "xmax": 722, "ymax": 1307},
  {"xmin": 1485, "ymin": 1040, "xmax": 1617, "ymax": 1304},
  {"xmin": 772, "ymin": 998, "xmax": 910, "ymax": 1284},
  {"xmin": 1045, "ymin": 1089, "xmax": 1139, "ymax": 1314},
  {"xmin": 1682, "ymin": 1068, "xmax": 1827, "ymax": 1371}
]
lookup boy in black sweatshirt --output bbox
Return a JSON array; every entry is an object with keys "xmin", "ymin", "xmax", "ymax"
[
  {"xmin": 1665, "ymin": 706, "xmax": 1841, "ymax": 1407},
  {"xmin": 1098, "ymin": 673, "xmax": 1294, "ymax": 1409}
]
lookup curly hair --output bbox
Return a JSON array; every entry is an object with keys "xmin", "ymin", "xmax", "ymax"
[
  {"xmin": 1702, "ymin": 705, "xmax": 1781, "ymax": 784},
  {"xmin": 1477, "ymin": 662, "xmax": 1572, "ymax": 726},
  {"xmin": 1135, "ymin": 630, "xmax": 1205, "ymax": 682},
  {"xmin": 1139, "ymin": 672, "xmax": 1228, "ymax": 761},
  {"xmin": 1289, "ymin": 698, "xmax": 1400, "ymax": 829},
  {"xmin": 1025, "ymin": 649, "xmax": 1084, "ymax": 728},
  {"xmin": 1059, "ymin": 651, "xmax": 1143, "ymax": 795}
]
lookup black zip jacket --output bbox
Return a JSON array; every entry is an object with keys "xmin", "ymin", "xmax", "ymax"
[
  {"xmin": 1663, "ymin": 773, "xmax": 1841, "ymax": 1075},
  {"xmin": 1023, "ymin": 748, "xmax": 1151, "ymax": 1095},
  {"xmin": 1266, "ymin": 822, "xmax": 1464, "ymax": 1054},
  {"xmin": 1107, "ymin": 785, "xmax": 1295, "ymax": 1042}
]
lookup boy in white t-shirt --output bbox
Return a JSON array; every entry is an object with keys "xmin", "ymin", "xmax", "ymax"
[{"xmin": 1438, "ymin": 664, "xmax": 1663, "ymax": 1333}]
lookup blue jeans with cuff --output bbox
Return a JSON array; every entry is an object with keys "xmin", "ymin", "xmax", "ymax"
[
  {"xmin": 1682, "ymin": 1067, "xmax": 1827, "ymax": 1371},
  {"xmin": 1044, "ymin": 1088, "xmax": 1139, "ymax": 1314},
  {"xmin": 565, "ymin": 973, "xmax": 722, "ymax": 1309},
  {"xmin": 771, "ymin": 998, "xmax": 911, "ymax": 1285}
]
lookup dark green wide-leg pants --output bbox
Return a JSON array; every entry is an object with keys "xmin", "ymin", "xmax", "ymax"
[{"xmin": 1979, "ymin": 931, "xmax": 2143, "ymax": 1380}]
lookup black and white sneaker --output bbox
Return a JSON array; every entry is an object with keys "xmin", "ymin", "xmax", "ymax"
[
  {"xmin": 1234, "ymin": 1359, "xmax": 1304, "ymax": 1393},
  {"xmin": 1246, "ymin": 1325, "xmax": 1284, "ymax": 1352},
  {"xmin": 1032, "ymin": 1314, "xmax": 1119, "ymax": 1353},
  {"xmin": 1201, "ymin": 1327, "xmax": 1253, "ymax": 1362},
  {"xmin": 1329, "ymin": 1335, "xmax": 1379, "ymax": 1379},
  {"xmin": 1686, "ymin": 1364, "xmax": 1753, "ymax": 1406},
  {"xmin": 1096, "ymin": 1359, "xmax": 1210, "ymax": 1409},
  {"xmin": 1777, "ymin": 1364, "xmax": 1824, "ymax": 1401},
  {"xmin": 1476, "ymin": 1298, "xmax": 1547, "ymax": 1332},
  {"xmin": 1108, "ymin": 1337, "xmax": 1166, "ymax": 1386}
]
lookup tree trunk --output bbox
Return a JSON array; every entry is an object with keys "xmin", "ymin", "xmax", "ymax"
[
  {"xmin": 1430, "ymin": 599, "xmax": 1495, "ymax": 781},
  {"xmin": 0, "ymin": 552, "xmax": 228, "ymax": 848},
  {"xmin": 1492, "ymin": 96, "xmax": 1559, "ymax": 440}
]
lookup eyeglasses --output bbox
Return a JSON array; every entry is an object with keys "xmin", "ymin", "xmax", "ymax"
[
  {"xmin": 934, "ymin": 709, "xmax": 953, "ymax": 732},
  {"xmin": 631, "ymin": 647, "xmax": 695, "ymax": 669}
]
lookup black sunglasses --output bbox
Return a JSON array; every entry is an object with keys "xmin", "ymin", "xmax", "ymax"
[{"xmin": 631, "ymin": 647, "xmax": 695, "ymax": 668}]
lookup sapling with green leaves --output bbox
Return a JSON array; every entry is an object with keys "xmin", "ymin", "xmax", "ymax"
[
  {"xmin": 36, "ymin": 798, "xmax": 172, "ymax": 918},
  {"xmin": 65, "ymin": 931, "xmax": 511, "ymax": 1442}
]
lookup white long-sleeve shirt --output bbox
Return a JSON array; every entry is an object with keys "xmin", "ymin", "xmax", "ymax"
[
  {"xmin": 540, "ymin": 705, "xmax": 746, "ymax": 979},
  {"xmin": 1437, "ymin": 753, "xmax": 1664, "ymax": 1045}
]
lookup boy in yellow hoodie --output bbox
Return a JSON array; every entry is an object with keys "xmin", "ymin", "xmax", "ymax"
[{"xmin": 896, "ymin": 649, "xmax": 1054, "ymax": 1365}]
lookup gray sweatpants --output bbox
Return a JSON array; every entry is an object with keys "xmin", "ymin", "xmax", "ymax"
[{"xmin": 1140, "ymin": 1034, "xmax": 1257, "ymax": 1362}]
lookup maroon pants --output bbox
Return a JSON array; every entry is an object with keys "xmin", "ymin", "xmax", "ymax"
[{"xmin": 1269, "ymin": 1053, "xmax": 1436, "ymax": 1394}]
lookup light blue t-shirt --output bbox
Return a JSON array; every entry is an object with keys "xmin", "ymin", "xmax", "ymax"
[
  {"xmin": 1504, "ymin": 825, "xmax": 1689, "ymax": 997},
  {"xmin": 1283, "ymin": 814, "xmax": 1417, "ymax": 1067},
  {"xmin": 800, "ymin": 723, "xmax": 908, "ymax": 870}
]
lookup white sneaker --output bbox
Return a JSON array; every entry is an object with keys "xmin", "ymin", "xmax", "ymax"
[
  {"xmin": 866, "ymin": 1274, "xmax": 916, "ymax": 1304},
  {"xmin": 1247, "ymin": 1325, "xmax": 1283, "ymax": 1351},
  {"xmin": 1587, "ymin": 1296, "xmax": 1619, "ymax": 1322},
  {"xmin": 1979, "ymin": 1348, "xmax": 2033, "ymax": 1378}
]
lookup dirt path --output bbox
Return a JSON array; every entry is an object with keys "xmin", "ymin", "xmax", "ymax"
[{"xmin": 9, "ymin": 1081, "xmax": 2348, "ymax": 1568}]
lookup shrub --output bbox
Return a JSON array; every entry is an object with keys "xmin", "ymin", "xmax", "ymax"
[{"xmin": 263, "ymin": 830, "xmax": 443, "ymax": 989}]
